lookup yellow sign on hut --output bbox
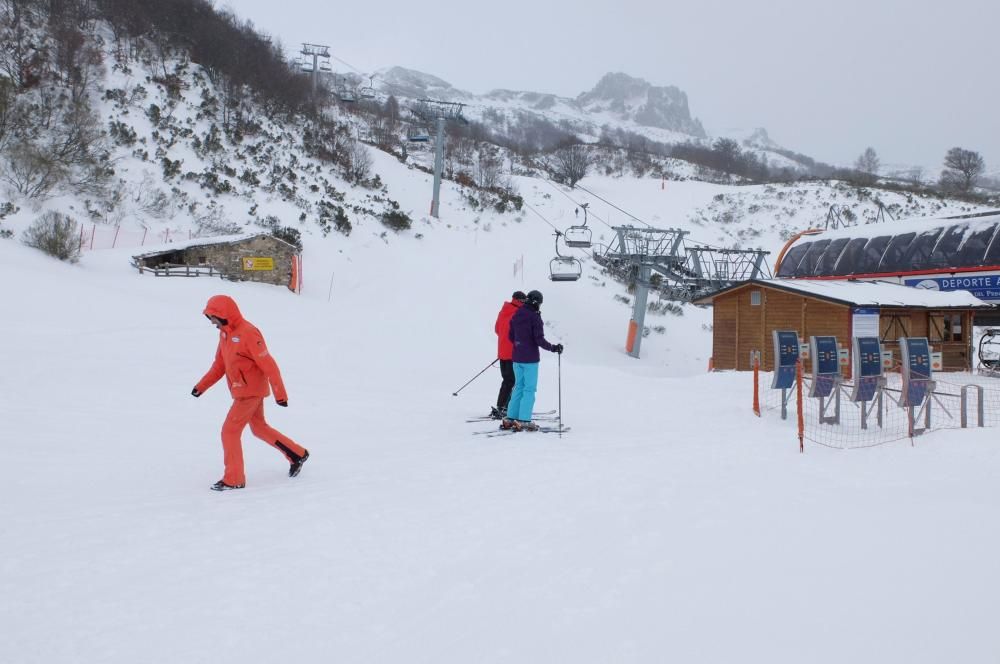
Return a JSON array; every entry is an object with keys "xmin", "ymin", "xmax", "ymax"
[{"xmin": 242, "ymin": 257, "xmax": 274, "ymax": 271}]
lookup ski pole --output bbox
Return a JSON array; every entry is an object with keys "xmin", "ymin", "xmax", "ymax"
[
  {"xmin": 557, "ymin": 351, "xmax": 563, "ymax": 436},
  {"xmin": 452, "ymin": 359, "xmax": 498, "ymax": 396}
]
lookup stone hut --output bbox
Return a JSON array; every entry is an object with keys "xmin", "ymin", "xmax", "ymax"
[{"xmin": 132, "ymin": 233, "xmax": 301, "ymax": 292}]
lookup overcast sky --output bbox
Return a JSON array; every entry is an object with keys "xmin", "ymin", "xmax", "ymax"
[{"xmin": 222, "ymin": 0, "xmax": 997, "ymax": 174}]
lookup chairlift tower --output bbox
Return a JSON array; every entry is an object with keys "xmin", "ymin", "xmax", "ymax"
[
  {"xmin": 412, "ymin": 99, "xmax": 466, "ymax": 218},
  {"xmin": 597, "ymin": 225, "xmax": 770, "ymax": 358},
  {"xmin": 299, "ymin": 43, "xmax": 330, "ymax": 96}
]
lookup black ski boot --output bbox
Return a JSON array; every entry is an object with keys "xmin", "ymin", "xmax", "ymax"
[
  {"xmin": 210, "ymin": 480, "xmax": 245, "ymax": 491},
  {"xmin": 490, "ymin": 406, "xmax": 503, "ymax": 420},
  {"xmin": 289, "ymin": 449, "xmax": 310, "ymax": 478}
]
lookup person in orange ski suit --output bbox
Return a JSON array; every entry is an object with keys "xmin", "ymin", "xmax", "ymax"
[{"xmin": 192, "ymin": 294, "xmax": 310, "ymax": 491}]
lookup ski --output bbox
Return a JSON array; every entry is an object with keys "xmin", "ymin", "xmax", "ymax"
[
  {"xmin": 466, "ymin": 409, "xmax": 556, "ymax": 423},
  {"xmin": 474, "ymin": 426, "xmax": 571, "ymax": 437},
  {"xmin": 465, "ymin": 415, "xmax": 558, "ymax": 423}
]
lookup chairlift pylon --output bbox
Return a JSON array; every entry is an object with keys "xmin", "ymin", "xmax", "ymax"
[
  {"xmin": 549, "ymin": 232, "xmax": 582, "ymax": 282},
  {"xmin": 563, "ymin": 203, "xmax": 592, "ymax": 248}
]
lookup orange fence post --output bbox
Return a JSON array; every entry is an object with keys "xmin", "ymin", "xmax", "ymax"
[
  {"xmin": 796, "ymin": 359, "xmax": 805, "ymax": 453},
  {"xmin": 289, "ymin": 255, "xmax": 299, "ymax": 293},
  {"xmin": 752, "ymin": 355, "xmax": 760, "ymax": 416}
]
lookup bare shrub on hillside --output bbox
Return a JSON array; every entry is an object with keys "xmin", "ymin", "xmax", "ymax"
[
  {"xmin": 346, "ymin": 141, "xmax": 373, "ymax": 184},
  {"xmin": 22, "ymin": 210, "xmax": 80, "ymax": 262},
  {"xmin": 853, "ymin": 147, "xmax": 880, "ymax": 184},
  {"xmin": 939, "ymin": 147, "xmax": 985, "ymax": 193},
  {"xmin": 545, "ymin": 144, "xmax": 591, "ymax": 188},
  {"xmin": 193, "ymin": 204, "xmax": 241, "ymax": 235},
  {"xmin": 475, "ymin": 145, "xmax": 503, "ymax": 189},
  {"xmin": 0, "ymin": 85, "xmax": 111, "ymax": 198}
]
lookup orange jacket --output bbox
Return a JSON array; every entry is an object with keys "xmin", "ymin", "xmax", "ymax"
[{"xmin": 195, "ymin": 295, "xmax": 288, "ymax": 402}]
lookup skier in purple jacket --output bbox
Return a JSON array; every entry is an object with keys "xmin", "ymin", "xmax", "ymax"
[{"xmin": 502, "ymin": 290, "xmax": 563, "ymax": 431}]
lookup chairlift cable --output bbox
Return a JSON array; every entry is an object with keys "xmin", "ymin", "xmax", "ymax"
[
  {"xmin": 570, "ymin": 180, "xmax": 748, "ymax": 252},
  {"xmin": 536, "ymin": 177, "xmax": 614, "ymax": 232},
  {"xmin": 572, "ymin": 181, "xmax": 652, "ymax": 229},
  {"xmin": 521, "ymin": 198, "xmax": 598, "ymax": 261}
]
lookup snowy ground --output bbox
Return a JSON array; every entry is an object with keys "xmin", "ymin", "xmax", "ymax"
[{"xmin": 2, "ymin": 171, "xmax": 1000, "ymax": 663}]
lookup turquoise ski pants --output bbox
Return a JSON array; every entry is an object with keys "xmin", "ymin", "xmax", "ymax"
[{"xmin": 507, "ymin": 362, "xmax": 539, "ymax": 422}]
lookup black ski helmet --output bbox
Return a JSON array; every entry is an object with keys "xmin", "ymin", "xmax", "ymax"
[
  {"xmin": 512, "ymin": 291, "xmax": 527, "ymax": 301},
  {"xmin": 526, "ymin": 290, "xmax": 543, "ymax": 306}
]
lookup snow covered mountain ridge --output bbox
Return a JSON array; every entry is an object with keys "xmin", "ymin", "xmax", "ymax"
[{"xmin": 379, "ymin": 67, "xmax": 733, "ymax": 149}]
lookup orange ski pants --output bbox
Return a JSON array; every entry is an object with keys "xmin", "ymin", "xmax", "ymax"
[{"xmin": 221, "ymin": 396, "xmax": 306, "ymax": 486}]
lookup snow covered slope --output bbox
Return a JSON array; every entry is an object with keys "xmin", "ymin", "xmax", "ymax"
[
  {"xmin": 2, "ymin": 21, "xmax": 1000, "ymax": 663},
  {"xmin": 3, "ymin": 160, "xmax": 1000, "ymax": 663}
]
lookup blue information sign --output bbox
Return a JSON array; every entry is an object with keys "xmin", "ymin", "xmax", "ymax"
[
  {"xmin": 900, "ymin": 337, "xmax": 931, "ymax": 407},
  {"xmin": 771, "ymin": 330, "xmax": 800, "ymax": 390},
  {"xmin": 904, "ymin": 275, "xmax": 1000, "ymax": 302},
  {"xmin": 809, "ymin": 336, "xmax": 840, "ymax": 397},
  {"xmin": 851, "ymin": 337, "xmax": 883, "ymax": 402}
]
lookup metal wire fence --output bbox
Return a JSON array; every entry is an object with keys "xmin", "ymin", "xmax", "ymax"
[
  {"xmin": 78, "ymin": 224, "xmax": 198, "ymax": 251},
  {"xmin": 755, "ymin": 362, "xmax": 1000, "ymax": 450}
]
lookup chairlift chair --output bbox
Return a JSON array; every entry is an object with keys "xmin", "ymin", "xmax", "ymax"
[
  {"xmin": 549, "ymin": 232, "xmax": 582, "ymax": 282},
  {"xmin": 550, "ymin": 256, "xmax": 583, "ymax": 282},
  {"xmin": 407, "ymin": 126, "xmax": 430, "ymax": 142},
  {"xmin": 979, "ymin": 329, "xmax": 1000, "ymax": 375},
  {"xmin": 336, "ymin": 76, "xmax": 355, "ymax": 103},
  {"xmin": 359, "ymin": 76, "xmax": 377, "ymax": 100},
  {"xmin": 563, "ymin": 203, "xmax": 592, "ymax": 248}
]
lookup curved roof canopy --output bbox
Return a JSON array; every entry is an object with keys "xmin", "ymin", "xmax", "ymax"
[{"xmin": 776, "ymin": 211, "xmax": 1000, "ymax": 278}]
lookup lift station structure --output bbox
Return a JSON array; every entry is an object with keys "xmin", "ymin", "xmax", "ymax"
[{"xmin": 594, "ymin": 225, "xmax": 771, "ymax": 358}]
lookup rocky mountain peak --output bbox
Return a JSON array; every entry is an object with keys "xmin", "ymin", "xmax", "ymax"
[{"xmin": 577, "ymin": 72, "xmax": 705, "ymax": 137}]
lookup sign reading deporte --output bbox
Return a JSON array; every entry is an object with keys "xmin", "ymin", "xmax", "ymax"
[
  {"xmin": 904, "ymin": 275, "xmax": 1000, "ymax": 301},
  {"xmin": 242, "ymin": 257, "xmax": 275, "ymax": 271}
]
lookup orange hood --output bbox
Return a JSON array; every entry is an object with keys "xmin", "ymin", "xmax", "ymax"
[{"xmin": 203, "ymin": 295, "xmax": 245, "ymax": 329}]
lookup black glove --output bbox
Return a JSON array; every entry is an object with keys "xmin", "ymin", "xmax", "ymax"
[
  {"xmin": 276, "ymin": 399, "xmax": 288, "ymax": 407},
  {"xmin": 553, "ymin": 344, "xmax": 564, "ymax": 354},
  {"xmin": 191, "ymin": 388, "xmax": 201, "ymax": 397}
]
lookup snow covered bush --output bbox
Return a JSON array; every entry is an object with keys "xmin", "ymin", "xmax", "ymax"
[
  {"xmin": 380, "ymin": 210, "xmax": 412, "ymax": 231},
  {"xmin": 22, "ymin": 211, "xmax": 81, "ymax": 263}
]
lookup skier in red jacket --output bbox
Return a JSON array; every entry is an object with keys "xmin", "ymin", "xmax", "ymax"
[
  {"xmin": 491, "ymin": 291, "xmax": 527, "ymax": 419},
  {"xmin": 192, "ymin": 295, "xmax": 310, "ymax": 491}
]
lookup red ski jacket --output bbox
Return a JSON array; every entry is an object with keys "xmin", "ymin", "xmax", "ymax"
[
  {"xmin": 195, "ymin": 295, "xmax": 288, "ymax": 402},
  {"xmin": 494, "ymin": 299, "xmax": 523, "ymax": 361}
]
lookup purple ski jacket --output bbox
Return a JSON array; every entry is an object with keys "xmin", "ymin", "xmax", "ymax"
[{"xmin": 508, "ymin": 306, "xmax": 557, "ymax": 363}]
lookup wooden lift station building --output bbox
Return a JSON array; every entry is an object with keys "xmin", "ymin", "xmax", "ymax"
[{"xmin": 694, "ymin": 279, "xmax": 993, "ymax": 372}]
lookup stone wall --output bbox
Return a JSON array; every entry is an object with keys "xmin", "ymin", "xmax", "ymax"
[{"xmin": 135, "ymin": 235, "xmax": 298, "ymax": 288}]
